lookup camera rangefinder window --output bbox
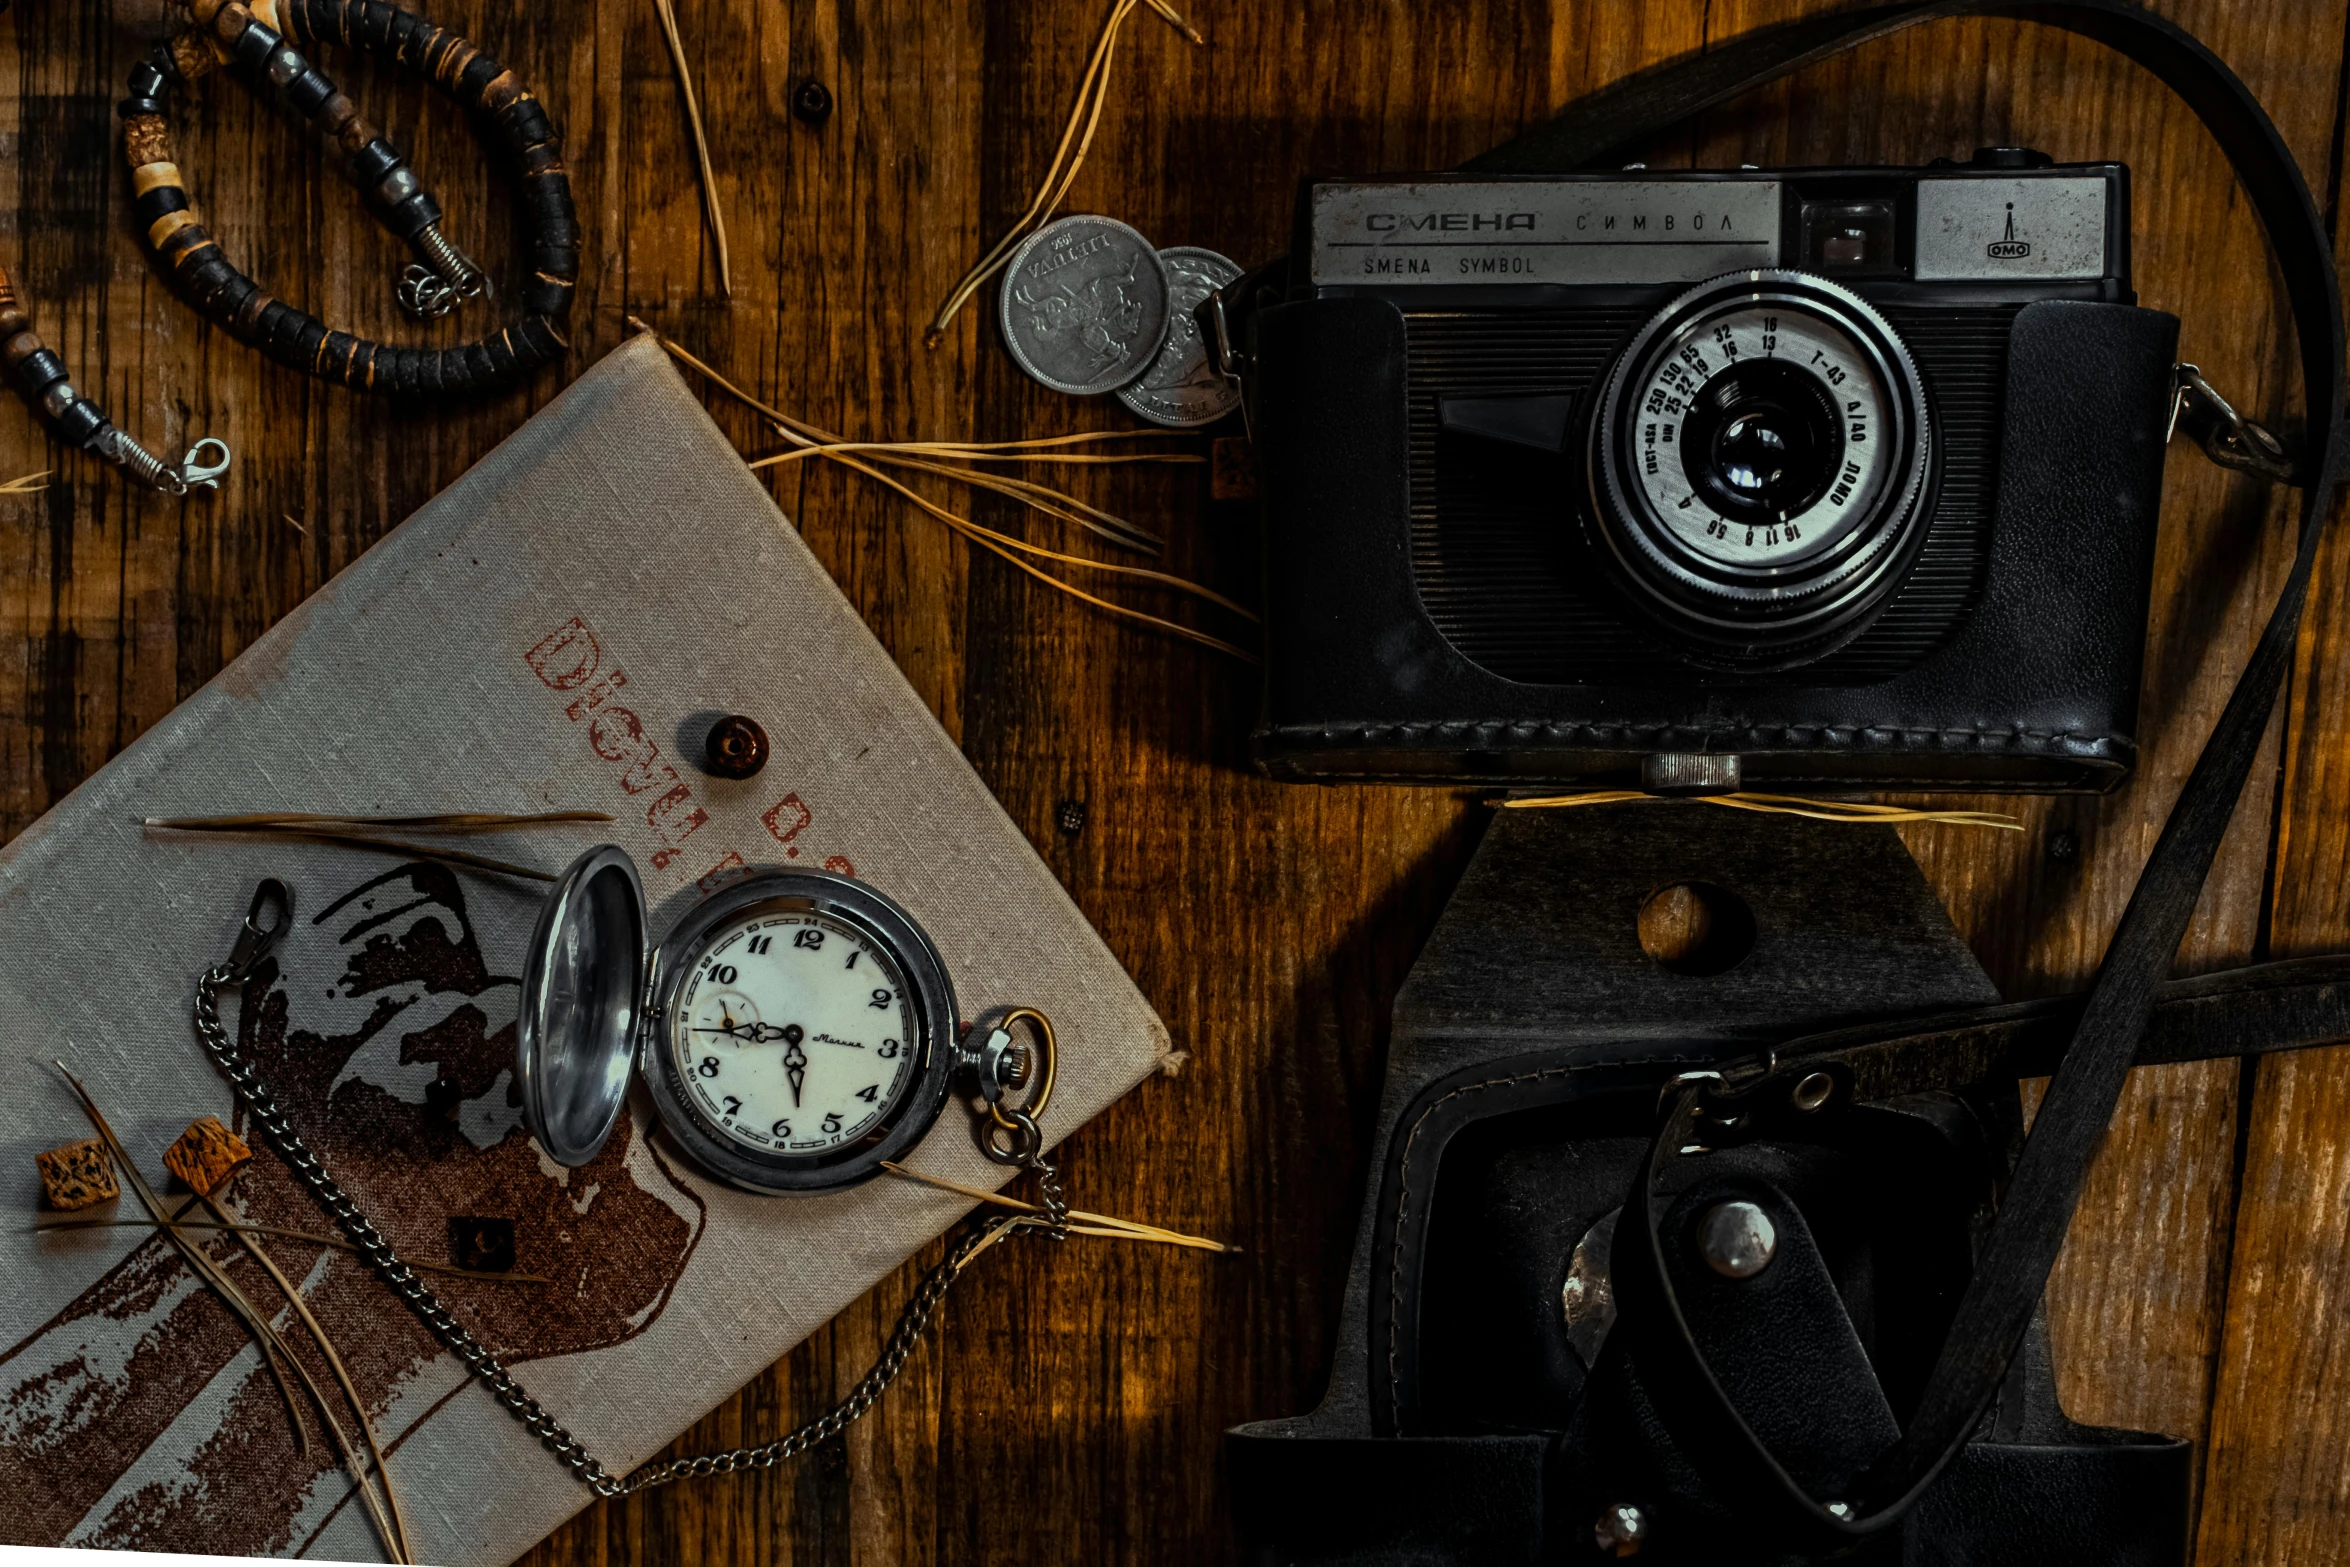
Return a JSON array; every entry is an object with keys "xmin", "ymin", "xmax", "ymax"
[{"xmin": 1802, "ymin": 197, "xmax": 1898, "ymax": 270}]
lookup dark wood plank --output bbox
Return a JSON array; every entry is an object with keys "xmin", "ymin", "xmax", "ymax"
[{"xmin": 5, "ymin": 1, "xmax": 2349, "ymax": 1562}]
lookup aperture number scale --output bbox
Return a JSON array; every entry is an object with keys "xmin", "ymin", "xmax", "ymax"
[
  {"xmin": 1632, "ymin": 303, "xmax": 1891, "ymax": 564},
  {"xmin": 671, "ymin": 911, "xmax": 917, "ymax": 1157}
]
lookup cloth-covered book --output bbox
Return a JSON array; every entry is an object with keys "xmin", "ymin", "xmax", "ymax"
[{"xmin": 0, "ymin": 334, "xmax": 1171, "ymax": 1561}]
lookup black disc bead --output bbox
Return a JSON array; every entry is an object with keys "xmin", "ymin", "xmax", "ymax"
[
  {"xmin": 386, "ymin": 190, "xmax": 439, "ymax": 239},
  {"xmin": 158, "ymin": 223, "xmax": 213, "ymax": 264},
  {"xmin": 209, "ymin": 272, "xmax": 260, "ymax": 323},
  {"xmin": 493, "ymin": 100, "xmax": 552, "ymax": 154},
  {"xmin": 317, "ymin": 329, "xmax": 358, "ymax": 382},
  {"xmin": 9, "ymin": 348, "xmax": 66, "ymax": 394},
  {"xmin": 375, "ymin": 345, "xmax": 414, "ymax": 396},
  {"xmin": 518, "ymin": 173, "xmax": 571, "ymax": 222},
  {"xmin": 513, "ymin": 313, "xmax": 565, "ymax": 364},
  {"xmin": 56, "ymin": 399, "xmax": 109, "ymax": 446},
  {"xmin": 518, "ymin": 274, "xmax": 572, "ymax": 316},
  {"xmin": 283, "ymin": 67, "xmax": 334, "ymax": 114},
  {"xmin": 385, "ymin": 7, "xmax": 426, "ymax": 55},
  {"xmin": 292, "ymin": 315, "xmax": 329, "ymax": 368},
  {"xmin": 455, "ymin": 51, "xmax": 502, "ymax": 101},
  {"xmin": 481, "ymin": 329, "xmax": 515, "ymax": 380},
  {"xmin": 233, "ymin": 20, "xmax": 283, "ymax": 68},
  {"xmin": 429, "ymin": 346, "xmax": 469, "ymax": 395},
  {"xmin": 351, "ymin": 136, "xmax": 401, "ymax": 184},
  {"xmin": 118, "ymin": 96, "xmax": 167, "ymax": 120},
  {"xmin": 354, "ymin": 1, "xmax": 395, "ymax": 49},
  {"xmin": 133, "ymin": 186, "xmax": 190, "ymax": 227}
]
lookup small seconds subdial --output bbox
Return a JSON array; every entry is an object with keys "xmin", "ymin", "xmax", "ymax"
[{"xmin": 670, "ymin": 909, "xmax": 918, "ymax": 1157}]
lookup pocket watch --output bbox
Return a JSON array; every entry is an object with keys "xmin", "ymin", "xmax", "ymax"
[{"xmin": 515, "ymin": 846, "xmax": 1049, "ymax": 1194}]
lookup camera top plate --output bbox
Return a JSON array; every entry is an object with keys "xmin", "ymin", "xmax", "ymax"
[{"xmin": 1294, "ymin": 153, "xmax": 2129, "ymax": 305}]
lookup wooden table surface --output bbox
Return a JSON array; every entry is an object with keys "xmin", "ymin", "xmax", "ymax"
[{"xmin": 5, "ymin": 0, "xmax": 2350, "ymax": 1560}]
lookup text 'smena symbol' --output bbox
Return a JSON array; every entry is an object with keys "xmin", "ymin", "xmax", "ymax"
[
  {"xmin": 999, "ymin": 214, "xmax": 1172, "ymax": 397},
  {"xmin": 1986, "ymin": 202, "xmax": 2032, "ymax": 260},
  {"xmin": 0, "ymin": 863, "xmax": 707, "ymax": 1557}
]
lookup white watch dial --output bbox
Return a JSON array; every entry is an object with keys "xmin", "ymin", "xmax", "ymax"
[{"xmin": 668, "ymin": 909, "xmax": 919, "ymax": 1156}]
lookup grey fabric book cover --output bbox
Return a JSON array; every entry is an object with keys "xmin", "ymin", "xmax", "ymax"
[{"xmin": 0, "ymin": 334, "xmax": 1172, "ymax": 1561}]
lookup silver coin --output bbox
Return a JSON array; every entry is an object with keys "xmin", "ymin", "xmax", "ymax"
[
  {"xmin": 998, "ymin": 215, "xmax": 1172, "ymax": 396},
  {"xmin": 1116, "ymin": 246, "xmax": 1245, "ymax": 428}
]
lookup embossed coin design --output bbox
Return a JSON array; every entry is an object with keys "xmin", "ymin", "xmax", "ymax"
[
  {"xmin": 998, "ymin": 214, "xmax": 1172, "ymax": 396},
  {"xmin": 1116, "ymin": 246, "xmax": 1244, "ymax": 427}
]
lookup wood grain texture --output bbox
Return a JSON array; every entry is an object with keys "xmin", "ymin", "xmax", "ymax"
[{"xmin": 3, "ymin": 1, "xmax": 2349, "ymax": 1561}]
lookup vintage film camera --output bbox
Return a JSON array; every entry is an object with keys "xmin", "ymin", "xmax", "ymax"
[{"xmin": 1239, "ymin": 151, "xmax": 2180, "ymax": 791}]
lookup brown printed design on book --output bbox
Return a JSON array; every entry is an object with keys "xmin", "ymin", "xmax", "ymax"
[{"xmin": 0, "ymin": 862, "xmax": 707, "ymax": 1556}]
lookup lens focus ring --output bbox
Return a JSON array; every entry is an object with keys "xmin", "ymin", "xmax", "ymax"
[{"xmin": 1585, "ymin": 269, "xmax": 1933, "ymax": 668}]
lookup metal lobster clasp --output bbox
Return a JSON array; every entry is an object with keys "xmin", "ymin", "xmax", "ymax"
[
  {"xmin": 227, "ymin": 878, "xmax": 293, "ymax": 980},
  {"xmin": 178, "ymin": 438, "xmax": 232, "ymax": 492}
]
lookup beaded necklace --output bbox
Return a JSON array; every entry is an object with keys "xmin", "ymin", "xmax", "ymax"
[{"xmin": 0, "ymin": 0, "xmax": 580, "ymax": 493}]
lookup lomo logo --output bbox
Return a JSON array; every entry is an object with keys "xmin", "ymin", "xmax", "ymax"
[{"xmin": 1986, "ymin": 202, "xmax": 2032, "ymax": 260}]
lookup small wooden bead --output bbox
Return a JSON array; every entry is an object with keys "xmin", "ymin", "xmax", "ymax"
[
  {"xmin": 0, "ymin": 268, "xmax": 32, "ymax": 336},
  {"xmin": 213, "ymin": 3, "xmax": 253, "ymax": 43},
  {"xmin": 314, "ymin": 90, "xmax": 356, "ymax": 133},
  {"xmin": 336, "ymin": 113, "xmax": 375, "ymax": 156},
  {"xmin": 147, "ymin": 208, "xmax": 202, "ymax": 249},
  {"xmin": 162, "ymin": 1115, "xmax": 251, "ymax": 1196},
  {"xmin": 36, "ymin": 1138, "xmax": 119, "ymax": 1210},
  {"xmin": 1, "ymin": 331, "xmax": 44, "ymax": 369},
  {"xmin": 704, "ymin": 715, "xmax": 770, "ymax": 779},
  {"xmin": 123, "ymin": 114, "xmax": 172, "ymax": 168},
  {"xmin": 166, "ymin": 31, "xmax": 220, "ymax": 81}
]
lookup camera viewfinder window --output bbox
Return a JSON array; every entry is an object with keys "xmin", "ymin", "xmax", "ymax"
[{"xmin": 1803, "ymin": 198, "xmax": 1899, "ymax": 273}]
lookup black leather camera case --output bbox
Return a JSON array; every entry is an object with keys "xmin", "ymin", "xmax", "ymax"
[{"xmin": 1251, "ymin": 197, "xmax": 2180, "ymax": 792}]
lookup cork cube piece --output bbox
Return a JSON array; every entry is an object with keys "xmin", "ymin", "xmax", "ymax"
[
  {"xmin": 163, "ymin": 1115, "xmax": 251, "ymax": 1197},
  {"xmin": 36, "ymin": 1137, "xmax": 119, "ymax": 1210}
]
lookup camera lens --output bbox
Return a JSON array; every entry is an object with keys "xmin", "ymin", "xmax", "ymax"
[
  {"xmin": 1584, "ymin": 270, "xmax": 1933, "ymax": 667},
  {"xmin": 1681, "ymin": 360, "xmax": 1842, "ymax": 520}
]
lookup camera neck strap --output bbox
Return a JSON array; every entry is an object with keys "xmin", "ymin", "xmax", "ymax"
[{"xmin": 1472, "ymin": 0, "xmax": 2349, "ymax": 1546}]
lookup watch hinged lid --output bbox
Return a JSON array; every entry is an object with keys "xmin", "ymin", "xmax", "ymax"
[{"xmin": 517, "ymin": 843, "xmax": 648, "ymax": 1167}]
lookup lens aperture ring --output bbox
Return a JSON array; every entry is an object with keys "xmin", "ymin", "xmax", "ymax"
[{"xmin": 1586, "ymin": 269, "xmax": 1934, "ymax": 665}]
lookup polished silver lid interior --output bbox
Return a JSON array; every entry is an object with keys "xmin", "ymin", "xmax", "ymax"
[{"xmin": 517, "ymin": 844, "xmax": 647, "ymax": 1168}]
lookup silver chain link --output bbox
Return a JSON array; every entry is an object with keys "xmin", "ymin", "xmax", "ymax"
[{"xmin": 192, "ymin": 907, "xmax": 1061, "ymax": 1498}]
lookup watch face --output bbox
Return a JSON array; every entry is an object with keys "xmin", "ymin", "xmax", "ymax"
[
  {"xmin": 643, "ymin": 872, "xmax": 958, "ymax": 1194},
  {"xmin": 669, "ymin": 909, "xmax": 920, "ymax": 1156}
]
